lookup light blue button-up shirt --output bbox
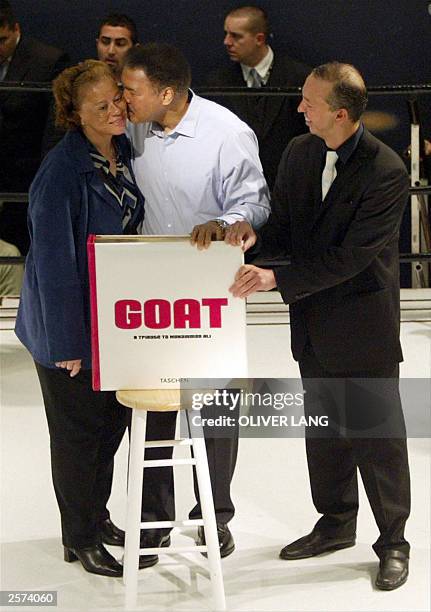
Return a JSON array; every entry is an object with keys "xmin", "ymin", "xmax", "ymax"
[{"xmin": 128, "ymin": 92, "xmax": 270, "ymax": 235}]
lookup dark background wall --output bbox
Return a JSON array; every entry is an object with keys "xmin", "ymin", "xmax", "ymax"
[
  {"xmin": 13, "ymin": 0, "xmax": 431, "ymax": 152},
  {"xmin": 13, "ymin": 0, "xmax": 431, "ymax": 84}
]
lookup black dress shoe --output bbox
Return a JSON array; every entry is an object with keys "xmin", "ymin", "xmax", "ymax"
[
  {"xmin": 64, "ymin": 543, "xmax": 123, "ymax": 577},
  {"xmin": 138, "ymin": 553, "xmax": 159, "ymax": 569},
  {"xmin": 375, "ymin": 551, "xmax": 409, "ymax": 590},
  {"xmin": 138, "ymin": 531, "xmax": 170, "ymax": 569},
  {"xmin": 279, "ymin": 531, "xmax": 356, "ymax": 560},
  {"xmin": 196, "ymin": 523, "xmax": 235, "ymax": 558},
  {"xmin": 100, "ymin": 518, "xmax": 125, "ymax": 547}
]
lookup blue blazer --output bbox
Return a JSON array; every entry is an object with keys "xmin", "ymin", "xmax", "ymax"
[{"xmin": 15, "ymin": 130, "xmax": 145, "ymax": 369}]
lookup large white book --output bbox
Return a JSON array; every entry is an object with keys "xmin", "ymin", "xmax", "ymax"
[{"xmin": 88, "ymin": 236, "xmax": 247, "ymax": 390}]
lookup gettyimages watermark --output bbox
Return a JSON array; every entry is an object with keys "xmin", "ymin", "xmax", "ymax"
[
  {"xmin": 188, "ymin": 387, "xmax": 321, "ymax": 427},
  {"xmin": 179, "ymin": 378, "xmax": 431, "ymax": 438}
]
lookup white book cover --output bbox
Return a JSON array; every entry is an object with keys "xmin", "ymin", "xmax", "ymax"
[{"xmin": 88, "ymin": 236, "xmax": 247, "ymax": 390}]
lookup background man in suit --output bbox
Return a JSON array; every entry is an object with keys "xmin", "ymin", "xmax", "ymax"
[
  {"xmin": 207, "ymin": 5, "xmax": 309, "ymax": 190},
  {"xmin": 0, "ymin": 0, "xmax": 68, "ymax": 253},
  {"xmin": 228, "ymin": 62, "xmax": 411, "ymax": 591}
]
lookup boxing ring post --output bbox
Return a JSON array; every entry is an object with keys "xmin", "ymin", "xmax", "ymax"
[{"xmin": 408, "ymin": 98, "xmax": 422, "ymax": 287}]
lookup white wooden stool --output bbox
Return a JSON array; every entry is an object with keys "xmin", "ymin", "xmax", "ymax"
[{"xmin": 116, "ymin": 389, "xmax": 226, "ymax": 611}]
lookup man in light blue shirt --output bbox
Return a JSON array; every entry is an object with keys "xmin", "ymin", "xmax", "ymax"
[
  {"xmin": 122, "ymin": 42, "xmax": 270, "ymax": 560},
  {"xmin": 124, "ymin": 43, "xmax": 269, "ymax": 244}
]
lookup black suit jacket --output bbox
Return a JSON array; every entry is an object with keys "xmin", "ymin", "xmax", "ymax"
[
  {"xmin": 0, "ymin": 36, "xmax": 69, "ymax": 191},
  {"xmin": 207, "ymin": 54, "xmax": 310, "ymax": 189},
  {"xmin": 256, "ymin": 129, "xmax": 409, "ymax": 373}
]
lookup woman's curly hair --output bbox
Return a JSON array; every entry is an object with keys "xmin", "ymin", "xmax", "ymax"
[{"xmin": 53, "ymin": 60, "xmax": 115, "ymax": 130}]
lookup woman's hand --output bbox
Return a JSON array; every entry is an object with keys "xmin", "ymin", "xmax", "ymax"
[{"xmin": 55, "ymin": 359, "xmax": 82, "ymax": 377}]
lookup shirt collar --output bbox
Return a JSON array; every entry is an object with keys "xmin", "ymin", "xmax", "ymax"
[
  {"xmin": 150, "ymin": 90, "xmax": 198, "ymax": 139},
  {"xmin": 241, "ymin": 46, "xmax": 274, "ymax": 84},
  {"xmin": 331, "ymin": 122, "xmax": 364, "ymax": 164}
]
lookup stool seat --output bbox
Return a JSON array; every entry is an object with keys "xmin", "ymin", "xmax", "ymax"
[
  {"xmin": 116, "ymin": 388, "xmax": 216, "ymax": 412},
  {"xmin": 116, "ymin": 388, "xmax": 183, "ymax": 411}
]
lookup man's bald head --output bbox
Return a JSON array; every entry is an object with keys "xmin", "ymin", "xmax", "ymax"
[{"xmin": 311, "ymin": 62, "xmax": 368, "ymax": 122}]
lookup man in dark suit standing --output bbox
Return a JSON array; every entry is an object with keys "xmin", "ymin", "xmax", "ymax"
[
  {"xmin": 228, "ymin": 62, "xmax": 411, "ymax": 591},
  {"xmin": 0, "ymin": 1, "xmax": 68, "ymax": 251},
  {"xmin": 207, "ymin": 5, "xmax": 309, "ymax": 190}
]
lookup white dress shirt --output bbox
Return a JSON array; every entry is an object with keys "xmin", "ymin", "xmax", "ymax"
[
  {"xmin": 241, "ymin": 46, "xmax": 274, "ymax": 87},
  {"xmin": 128, "ymin": 92, "xmax": 270, "ymax": 235}
]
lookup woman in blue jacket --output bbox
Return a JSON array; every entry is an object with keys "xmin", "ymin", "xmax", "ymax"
[{"xmin": 15, "ymin": 60, "xmax": 148, "ymax": 577}]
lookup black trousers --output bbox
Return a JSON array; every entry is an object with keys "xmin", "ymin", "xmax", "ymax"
[
  {"xmin": 139, "ymin": 407, "xmax": 239, "ymax": 533},
  {"xmin": 298, "ymin": 344, "xmax": 411, "ymax": 557},
  {"xmin": 35, "ymin": 362, "xmax": 128, "ymax": 548}
]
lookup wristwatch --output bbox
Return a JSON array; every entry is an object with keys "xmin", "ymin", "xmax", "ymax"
[{"xmin": 212, "ymin": 219, "xmax": 229, "ymax": 230}]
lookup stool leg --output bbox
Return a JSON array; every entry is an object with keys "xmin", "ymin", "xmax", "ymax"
[
  {"xmin": 187, "ymin": 410, "xmax": 226, "ymax": 611},
  {"xmin": 124, "ymin": 409, "xmax": 147, "ymax": 608}
]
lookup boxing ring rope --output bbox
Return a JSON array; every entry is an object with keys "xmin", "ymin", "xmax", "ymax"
[
  {"xmin": 1, "ymin": 82, "xmax": 430, "ymax": 95},
  {"xmin": 2, "ymin": 189, "xmax": 430, "ymax": 267}
]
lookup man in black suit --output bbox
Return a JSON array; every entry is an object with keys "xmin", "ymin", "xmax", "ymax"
[
  {"xmin": 0, "ymin": 1, "xmax": 68, "ymax": 252},
  {"xmin": 0, "ymin": 1, "xmax": 68, "ymax": 192},
  {"xmin": 228, "ymin": 62, "xmax": 411, "ymax": 591},
  {"xmin": 207, "ymin": 5, "xmax": 309, "ymax": 190}
]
